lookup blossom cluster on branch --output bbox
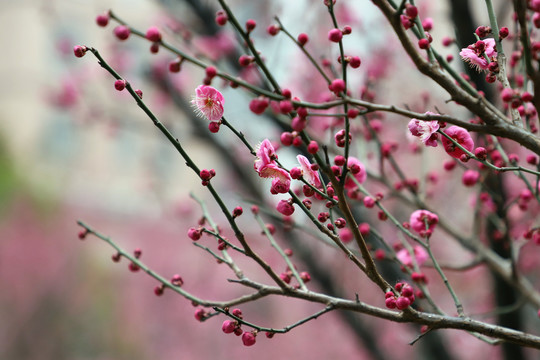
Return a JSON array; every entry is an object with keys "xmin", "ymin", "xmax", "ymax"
[{"xmin": 72, "ymin": 0, "xmax": 540, "ymax": 356}]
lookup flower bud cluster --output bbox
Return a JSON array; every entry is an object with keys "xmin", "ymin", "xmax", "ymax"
[
  {"xmin": 220, "ymin": 309, "xmax": 258, "ymax": 346},
  {"xmin": 385, "ymin": 282, "xmax": 415, "ymax": 310},
  {"xmin": 199, "ymin": 168, "xmax": 216, "ymax": 186}
]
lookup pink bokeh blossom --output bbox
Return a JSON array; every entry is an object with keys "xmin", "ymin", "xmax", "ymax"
[
  {"xmin": 191, "ymin": 85, "xmax": 224, "ymax": 121},
  {"xmin": 396, "ymin": 245, "xmax": 429, "ymax": 267},
  {"xmin": 409, "ymin": 209, "xmax": 439, "ymax": 235},
  {"xmin": 441, "ymin": 126, "xmax": 474, "ymax": 159},
  {"xmin": 344, "ymin": 157, "xmax": 367, "ymax": 189},
  {"xmin": 47, "ymin": 78, "xmax": 79, "ymax": 109},
  {"xmin": 194, "ymin": 32, "xmax": 236, "ymax": 62}
]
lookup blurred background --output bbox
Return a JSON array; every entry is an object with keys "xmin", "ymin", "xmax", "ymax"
[
  {"xmin": 1, "ymin": 1, "xmax": 538, "ymax": 359},
  {"xmin": 1, "ymin": 1, "xmax": 378, "ymax": 359}
]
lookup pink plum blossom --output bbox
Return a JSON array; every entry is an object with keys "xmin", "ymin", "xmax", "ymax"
[
  {"xmin": 409, "ymin": 210, "xmax": 439, "ymax": 235},
  {"xmin": 258, "ymin": 164, "xmax": 290, "ymax": 187},
  {"xmin": 339, "ymin": 227, "xmax": 353, "ymax": 243},
  {"xmin": 396, "ymin": 246, "xmax": 429, "ymax": 267},
  {"xmin": 254, "ymin": 139, "xmax": 277, "ymax": 173},
  {"xmin": 191, "ymin": 85, "xmax": 224, "ymax": 121},
  {"xmin": 441, "ymin": 126, "xmax": 474, "ymax": 159},
  {"xmin": 462, "ymin": 169, "xmax": 480, "ymax": 186},
  {"xmin": 277, "ymin": 199, "xmax": 295, "ymax": 216},
  {"xmin": 407, "ymin": 116, "xmax": 439, "ymax": 147},
  {"xmin": 194, "ymin": 32, "xmax": 236, "ymax": 62},
  {"xmin": 48, "ymin": 78, "xmax": 79, "ymax": 109},
  {"xmin": 459, "ymin": 38, "xmax": 497, "ymax": 71},
  {"xmin": 254, "ymin": 139, "xmax": 291, "ymax": 193},
  {"xmin": 270, "ymin": 177, "xmax": 291, "ymax": 194},
  {"xmin": 344, "ymin": 157, "xmax": 367, "ymax": 189},
  {"xmin": 297, "ymin": 155, "xmax": 322, "ymax": 188}
]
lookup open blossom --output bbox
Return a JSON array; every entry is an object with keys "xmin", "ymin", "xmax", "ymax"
[
  {"xmin": 408, "ymin": 115, "xmax": 439, "ymax": 147},
  {"xmin": 254, "ymin": 139, "xmax": 276, "ymax": 172},
  {"xmin": 441, "ymin": 126, "xmax": 474, "ymax": 159},
  {"xmin": 254, "ymin": 139, "xmax": 291, "ymax": 193},
  {"xmin": 260, "ymin": 163, "xmax": 290, "ymax": 185},
  {"xmin": 191, "ymin": 85, "xmax": 224, "ymax": 121},
  {"xmin": 296, "ymin": 155, "xmax": 322, "ymax": 187},
  {"xmin": 396, "ymin": 246, "xmax": 429, "ymax": 267},
  {"xmin": 344, "ymin": 157, "xmax": 367, "ymax": 189},
  {"xmin": 459, "ymin": 38, "xmax": 496, "ymax": 71},
  {"xmin": 270, "ymin": 177, "xmax": 291, "ymax": 194},
  {"xmin": 410, "ymin": 210, "xmax": 439, "ymax": 235}
]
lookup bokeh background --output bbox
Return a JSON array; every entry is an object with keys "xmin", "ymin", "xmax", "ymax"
[
  {"xmin": 1, "ymin": 1, "xmax": 539, "ymax": 359},
  {"xmin": 2, "ymin": 1, "xmax": 378, "ymax": 359}
]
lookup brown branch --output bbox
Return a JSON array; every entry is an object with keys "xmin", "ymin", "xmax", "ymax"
[
  {"xmin": 235, "ymin": 279, "xmax": 540, "ymax": 349},
  {"xmin": 78, "ymin": 219, "xmax": 540, "ymax": 349}
]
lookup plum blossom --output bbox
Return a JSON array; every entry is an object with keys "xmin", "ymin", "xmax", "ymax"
[
  {"xmin": 396, "ymin": 246, "xmax": 429, "ymax": 267},
  {"xmin": 259, "ymin": 163, "xmax": 289, "ymax": 185},
  {"xmin": 459, "ymin": 38, "xmax": 497, "ymax": 71},
  {"xmin": 195, "ymin": 32, "xmax": 236, "ymax": 62},
  {"xmin": 254, "ymin": 139, "xmax": 276, "ymax": 171},
  {"xmin": 441, "ymin": 126, "xmax": 474, "ymax": 159},
  {"xmin": 410, "ymin": 209, "xmax": 439, "ymax": 235},
  {"xmin": 270, "ymin": 177, "xmax": 291, "ymax": 194},
  {"xmin": 48, "ymin": 78, "xmax": 79, "ymax": 109},
  {"xmin": 296, "ymin": 155, "xmax": 322, "ymax": 188},
  {"xmin": 276, "ymin": 199, "xmax": 295, "ymax": 216},
  {"xmin": 191, "ymin": 85, "xmax": 224, "ymax": 121},
  {"xmin": 408, "ymin": 114, "xmax": 439, "ymax": 147},
  {"xmin": 339, "ymin": 227, "xmax": 353, "ymax": 243},
  {"xmin": 462, "ymin": 169, "xmax": 480, "ymax": 186},
  {"xmin": 344, "ymin": 157, "xmax": 367, "ymax": 189},
  {"xmin": 254, "ymin": 139, "xmax": 291, "ymax": 193}
]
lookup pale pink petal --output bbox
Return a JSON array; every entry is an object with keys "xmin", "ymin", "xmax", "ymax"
[
  {"xmin": 258, "ymin": 164, "xmax": 290, "ymax": 182},
  {"xmin": 459, "ymin": 48, "xmax": 488, "ymax": 70},
  {"xmin": 396, "ymin": 248, "xmax": 412, "ymax": 267},
  {"xmin": 459, "ymin": 38, "xmax": 497, "ymax": 72},
  {"xmin": 396, "ymin": 246, "xmax": 429, "ymax": 267},
  {"xmin": 408, "ymin": 119, "xmax": 422, "ymax": 137},
  {"xmin": 483, "ymin": 38, "xmax": 496, "ymax": 58},
  {"xmin": 407, "ymin": 118, "xmax": 439, "ymax": 147},
  {"xmin": 297, "ymin": 155, "xmax": 322, "ymax": 187},
  {"xmin": 254, "ymin": 139, "xmax": 277, "ymax": 173}
]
